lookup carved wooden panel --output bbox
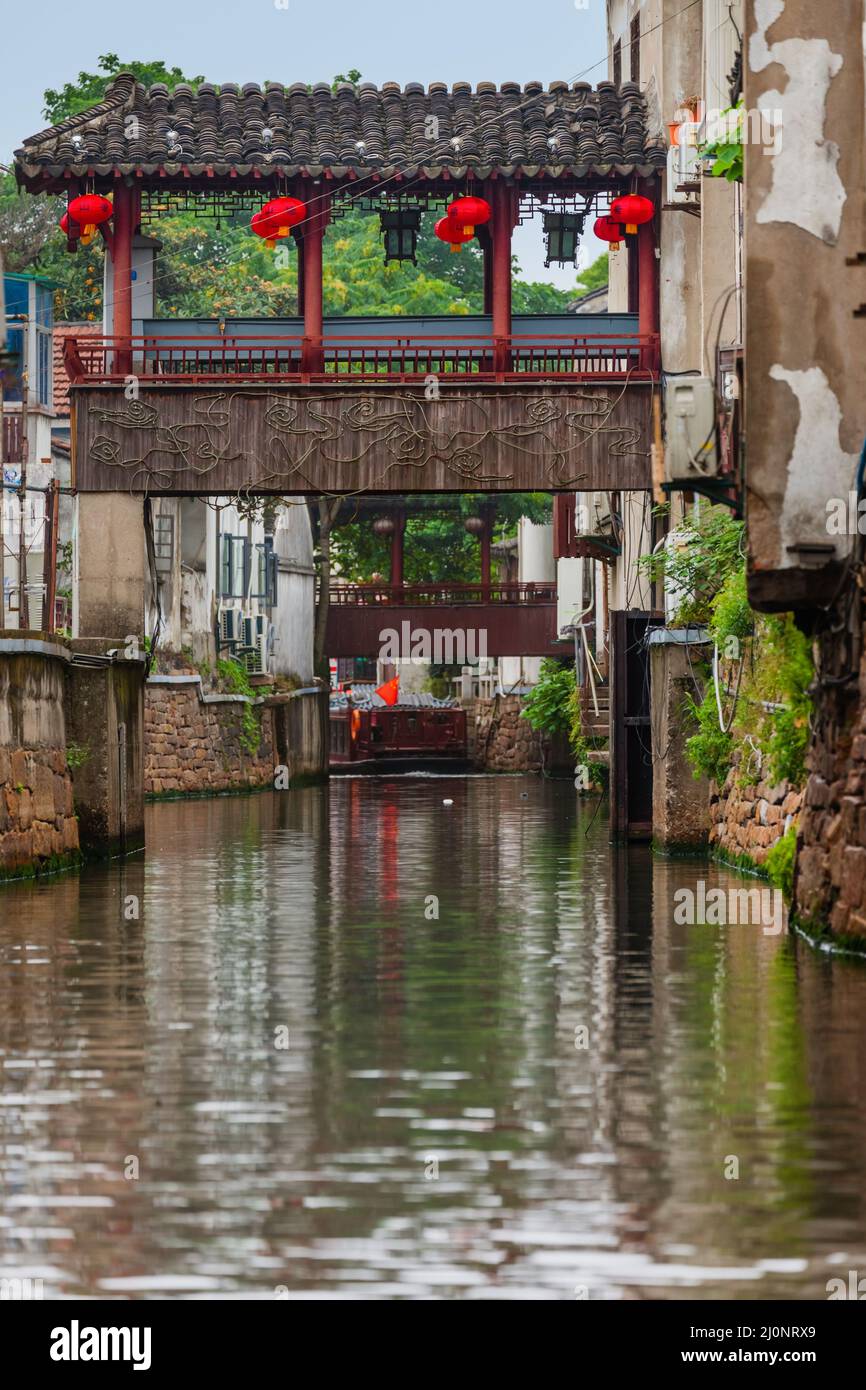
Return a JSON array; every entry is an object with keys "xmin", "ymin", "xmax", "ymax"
[{"xmin": 73, "ymin": 384, "xmax": 653, "ymax": 495}]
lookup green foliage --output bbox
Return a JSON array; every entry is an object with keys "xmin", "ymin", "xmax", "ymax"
[
  {"xmin": 684, "ymin": 686, "xmax": 734, "ymax": 785},
  {"xmin": 330, "ymin": 493, "xmax": 551, "ymax": 584},
  {"xmin": 699, "ymin": 101, "xmax": 744, "ymax": 183},
  {"xmin": 766, "ymin": 824, "xmax": 797, "ymax": 903},
  {"xmin": 711, "ymin": 566, "xmax": 753, "ymax": 648},
  {"xmin": 755, "ymin": 613, "xmax": 813, "ymax": 787},
  {"xmin": 216, "ymin": 658, "xmax": 261, "ymax": 756},
  {"xmin": 651, "ymin": 508, "xmax": 813, "ymax": 790},
  {"xmin": 520, "ymin": 659, "xmax": 575, "ymax": 736},
  {"xmin": 639, "ymin": 505, "xmax": 745, "ymax": 628}
]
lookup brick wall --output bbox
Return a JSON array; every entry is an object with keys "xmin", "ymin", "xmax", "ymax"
[
  {"xmin": 708, "ymin": 752, "xmax": 802, "ymax": 870},
  {"xmin": 145, "ymin": 680, "xmax": 275, "ymax": 795},
  {"xmin": 0, "ymin": 746, "xmax": 79, "ymax": 876}
]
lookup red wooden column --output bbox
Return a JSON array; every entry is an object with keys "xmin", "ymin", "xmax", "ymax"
[
  {"xmin": 637, "ymin": 181, "xmax": 659, "ymax": 372},
  {"xmin": 300, "ymin": 179, "xmax": 330, "ymax": 377},
  {"xmin": 112, "ymin": 181, "xmax": 137, "ymax": 378},
  {"xmin": 489, "ymin": 181, "xmax": 517, "ymax": 375}
]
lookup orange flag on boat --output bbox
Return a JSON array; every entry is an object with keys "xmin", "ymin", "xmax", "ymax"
[{"xmin": 376, "ymin": 676, "xmax": 399, "ymax": 706}]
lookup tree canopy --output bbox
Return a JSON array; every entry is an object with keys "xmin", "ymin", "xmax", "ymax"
[{"xmin": 42, "ymin": 55, "xmax": 205, "ymax": 125}]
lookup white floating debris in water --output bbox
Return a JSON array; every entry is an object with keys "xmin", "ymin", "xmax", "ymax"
[{"xmin": 443, "ymin": 799, "xmax": 454, "ymax": 806}]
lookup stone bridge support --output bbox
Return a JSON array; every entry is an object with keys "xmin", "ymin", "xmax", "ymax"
[
  {"xmin": 70, "ymin": 491, "xmax": 147, "ymax": 858},
  {"xmin": 74, "ymin": 493, "xmax": 147, "ymax": 641}
]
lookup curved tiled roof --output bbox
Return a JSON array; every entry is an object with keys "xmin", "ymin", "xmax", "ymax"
[{"xmin": 16, "ymin": 73, "xmax": 667, "ymax": 183}]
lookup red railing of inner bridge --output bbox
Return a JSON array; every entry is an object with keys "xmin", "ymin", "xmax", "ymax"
[
  {"xmin": 64, "ymin": 332, "xmax": 660, "ymax": 385},
  {"xmin": 327, "ymin": 581, "xmax": 558, "ymax": 605}
]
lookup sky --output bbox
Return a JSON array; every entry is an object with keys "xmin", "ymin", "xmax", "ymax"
[{"xmin": 3, "ymin": 0, "xmax": 610, "ymax": 285}]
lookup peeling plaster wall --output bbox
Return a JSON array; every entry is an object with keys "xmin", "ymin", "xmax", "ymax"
[{"xmin": 745, "ymin": 0, "xmax": 866, "ymax": 605}]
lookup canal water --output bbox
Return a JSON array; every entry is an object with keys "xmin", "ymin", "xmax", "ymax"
[{"xmin": 1, "ymin": 775, "xmax": 866, "ymax": 1300}]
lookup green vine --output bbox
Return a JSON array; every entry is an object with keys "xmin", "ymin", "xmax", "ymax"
[{"xmin": 216, "ymin": 658, "xmax": 261, "ymax": 757}]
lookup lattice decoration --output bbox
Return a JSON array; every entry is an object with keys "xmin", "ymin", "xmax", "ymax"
[
  {"xmin": 329, "ymin": 188, "xmax": 450, "ymax": 223},
  {"xmin": 140, "ymin": 188, "xmax": 265, "ymax": 227},
  {"xmin": 516, "ymin": 189, "xmax": 612, "ymax": 227}
]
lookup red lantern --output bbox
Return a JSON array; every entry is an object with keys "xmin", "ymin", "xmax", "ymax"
[
  {"xmin": 67, "ymin": 194, "xmax": 113, "ymax": 245},
  {"xmin": 609, "ymin": 193, "xmax": 654, "ymax": 235},
  {"xmin": 251, "ymin": 197, "xmax": 306, "ymax": 247},
  {"xmin": 446, "ymin": 195, "xmax": 492, "ymax": 237},
  {"xmin": 59, "ymin": 212, "xmax": 80, "ymax": 241},
  {"xmin": 594, "ymin": 215, "xmax": 625, "ymax": 251},
  {"xmin": 435, "ymin": 215, "xmax": 474, "ymax": 254}
]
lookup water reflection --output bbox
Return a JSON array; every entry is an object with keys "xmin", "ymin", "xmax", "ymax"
[{"xmin": 1, "ymin": 776, "xmax": 865, "ymax": 1299}]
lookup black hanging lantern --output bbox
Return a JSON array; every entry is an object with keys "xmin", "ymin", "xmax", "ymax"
[
  {"xmin": 543, "ymin": 211, "xmax": 585, "ymax": 267},
  {"xmin": 380, "ymin": 208, "xmax": 422, "ymax": 265}
]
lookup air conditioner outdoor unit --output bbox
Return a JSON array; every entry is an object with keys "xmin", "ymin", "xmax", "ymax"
[
  {"xmin": 220, "ymin": 608, "xmax": 241, "ymax": 644},
  {"xmin": 665, "ymin": 377, "xmax": 719, "ymax": 480},
  {"xmin": 574, "ymin": 492, "xmax": 613, "ymax": 537},
  {"xmin": 238, "ymin": 633, "xmax": 268, "ymax": 675}
]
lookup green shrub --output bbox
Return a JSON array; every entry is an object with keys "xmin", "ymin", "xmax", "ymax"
[{"xmin": 521, "ymin": 659, "xmax": 575, "ymax": 736}]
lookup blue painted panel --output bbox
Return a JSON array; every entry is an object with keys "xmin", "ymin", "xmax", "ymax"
[{"xmin": 142, "ymin": 312, "xmax": 639, "ymax": 341}]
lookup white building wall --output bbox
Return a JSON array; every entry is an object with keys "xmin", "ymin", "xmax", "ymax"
[
  {"xmin": 142, "ymin": 495, "xmax": 315, "ymax": 682},
  {"xmin": 271, "ymin": 500, "xmax": 315, "ymax": 683},
  {"xmin": 500, "ymin": 518, "xmax": 556, "ymax": 688}
]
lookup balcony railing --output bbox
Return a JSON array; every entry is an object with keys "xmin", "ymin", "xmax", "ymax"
[
  {"xmin": 327, "ymin": 581, "xmax": 557, "ymax": 605},
  {"xmin": 64, "ymin": 327, "xmax": 659, "ymax": 386}
]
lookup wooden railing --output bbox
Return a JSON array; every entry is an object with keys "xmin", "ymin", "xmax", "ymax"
[
  {"xmin": 64, "ymin": 331, "xmax": 660, "ymax": 385},
  {"xmin": 327, "ymin": 581, "xmax": 558, "ymax": 605}
]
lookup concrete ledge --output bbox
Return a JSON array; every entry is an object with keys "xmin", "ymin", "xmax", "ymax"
[
  {"xmin": 147, "ymin": 673, "xmax": 254, "ymax": 706},
  {"xmin": 0, "ymin": 637, "xmax": 72, "ymax": 662},
  {"xmin": 147, "ymin": 674, "xmax": 324, "ymax": 708}
]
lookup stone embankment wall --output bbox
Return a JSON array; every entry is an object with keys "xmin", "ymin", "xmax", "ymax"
[
  {"xmin": 795, "ymin": 640, "xmax": 866, "ymax": 940},
  {"xmin": 708, "ymin": 753, "xmax": 803, "ymax": 870},
  {"xmin": 0, "ymin": 644, "xmax": 79, "ymax": 877},
  {"xmin": 468, "ymin": 694, "xmax": 569, "ymax": 773},
  {"xmin": 144, "ymin": 676, "xmax": 328, "ymax": 795},
  {"xmin": 145, "ymin": 678, "xmax": 275, "ymax": 794}
]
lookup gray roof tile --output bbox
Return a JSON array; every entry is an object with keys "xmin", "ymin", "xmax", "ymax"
[{"xmin": 15, "ymin": 72, "xmax": 667, "ymax": 183}]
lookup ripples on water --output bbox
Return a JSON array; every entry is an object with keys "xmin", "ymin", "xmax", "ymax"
[{"xmin": 1, "ymin": 775, "xmax": 866, "ymax": 1299}]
